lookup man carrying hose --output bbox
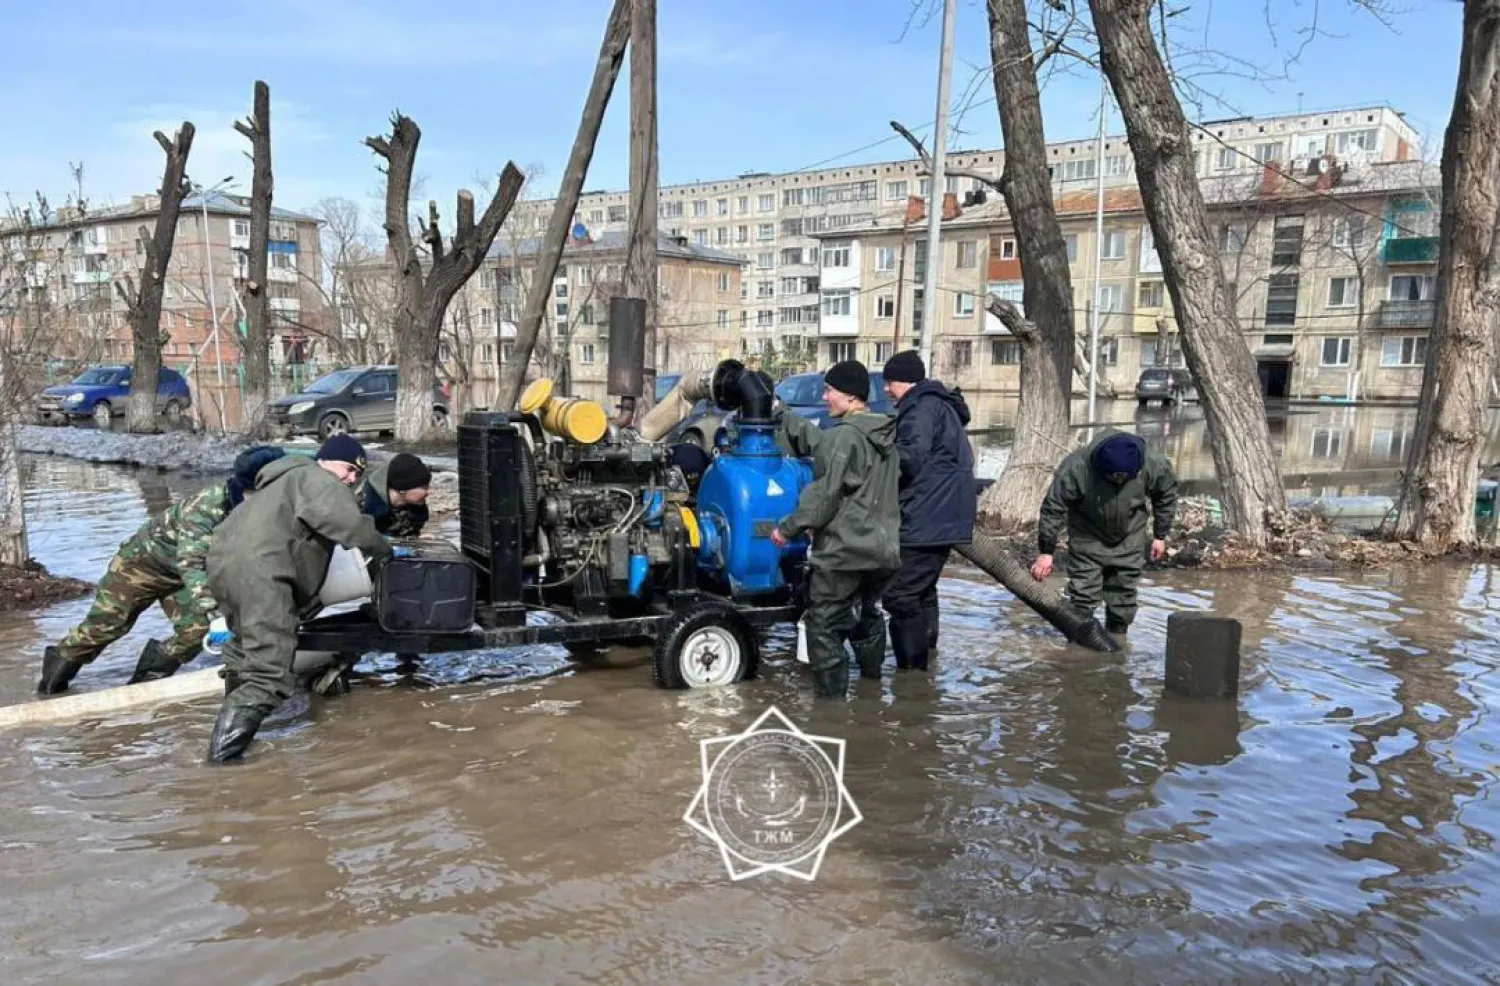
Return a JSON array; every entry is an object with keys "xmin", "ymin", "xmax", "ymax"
[
  {"xmin": 1030, "ymin": 429, "xmax": 1178, "ymax": 635},
  {"xmin": 770, "ymin": 360, "xmax": 902, "ymax": 698},
  {"xmin": 880, "ymin": 350, "xmax": 975, "ymax": 671},
  {"xmin": 203, "ymin": 435, "xmax": 397, "ymax": 763},
  {"xmin": 36, "ymin": 446, "xmax": 288, "ymax": 695}
]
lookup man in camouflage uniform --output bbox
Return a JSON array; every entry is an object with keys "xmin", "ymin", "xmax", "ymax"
[{"xmin": 37, "ymin": 446, "xmax": 288, "ymax": 694}]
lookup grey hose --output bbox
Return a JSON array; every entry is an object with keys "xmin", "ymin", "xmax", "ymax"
[{"xmin": 956, "ymin": 531, "xmax": 1121, "ymax": 652}]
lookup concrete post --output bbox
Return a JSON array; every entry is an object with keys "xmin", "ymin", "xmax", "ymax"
[{"xmin": 1164, "ymin": 612, "xmax": 1242, "ymax": 699}]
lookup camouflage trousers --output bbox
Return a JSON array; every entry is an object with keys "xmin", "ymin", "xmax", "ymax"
[{"xmin": 54, "ymin": 549, "xmax": 210, "ymax": 666}]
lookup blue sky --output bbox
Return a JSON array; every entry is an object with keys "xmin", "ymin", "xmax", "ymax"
[{"xmin": 0, "ymin": 0, "xmax": 1464, "ymax": 218}]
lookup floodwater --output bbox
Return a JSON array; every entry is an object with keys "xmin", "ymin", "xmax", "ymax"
[{"xmin": 2, "ymin": 455, "xmax": 1500, "ymax": 983}]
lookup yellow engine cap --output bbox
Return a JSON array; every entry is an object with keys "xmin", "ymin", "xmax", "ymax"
[
  {"xmin": 678, "ymin": 506, "xmax": 701, "ymax": 549},
  {"xmin": 519, "ymin": 378, "xmax": 554, "ymax": 415},
  {"xmin": 558, "ymin": 399, "xmax": 608, "ymax": 444}
]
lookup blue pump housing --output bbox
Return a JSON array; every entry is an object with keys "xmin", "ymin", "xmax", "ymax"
[{"xmin": 694, "ymin": 422, "xmax": 812, "ymax": 596}]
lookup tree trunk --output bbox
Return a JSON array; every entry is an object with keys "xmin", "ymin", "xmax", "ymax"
[
  {"xmin": 626, "ymin": 0, "xmax": 660, "ymax": 410},
  {"xmin": 1396, "ymin": 0, "xmax": 1500, "ymax": 548},
  {"xmin": 119, "ymin": 125, "xmax": 194, "ymax": 434},
  {"xmin": 235, "ymin": 81, "xmax": 274, "ymax": 438},
  {"xmin": 1089, "ymin": 0, "xmax": 1287, "ymax": 545},
  {"xmin": 498, "ymin": 0, "xmax": 629, "ymax": 409},
  {"xmin": 976, "ymin": 0, "xmax": 1077, "ymax": 527},
  {"xmin": 367, "ymin": 115, "xmax": 524, "ymax": 443},
  {"xmin": 0, "ymin": 347, "xmax": 28, "ymax": 566}
]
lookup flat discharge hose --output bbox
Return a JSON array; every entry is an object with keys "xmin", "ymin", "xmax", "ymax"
[{"xmin": 956, "ymin": 531, "xmax": 1121, "ymax": 653}]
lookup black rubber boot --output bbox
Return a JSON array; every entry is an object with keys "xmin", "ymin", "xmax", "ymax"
[
  {"xmin": 207, "ymin": 702, "xmax": 265, "ymax": 763},
  {"xmin": 1106, "ymin": 615, "xmax": 1131, "ymax": 634},
  {"xmin": 851, "ymin": 633, "xmax": 886, "ymax": 680},
  {"xmin": 37, "ymin": 646, "xmax": 84, "ymax": 695},
  {"xmin": 923, "ymin": 599, "xmax": 940, "ymax": 651},
  {"xmin": 811, "ymin": 662, "xmax": 849, "ymax": 699},
  {"xmin": 889, "ymin": 619, "xmax": 930, "ymax": 672},
  {"xmin": 127, "ymin": 639, "xmax": 180, "ymax": 685}
]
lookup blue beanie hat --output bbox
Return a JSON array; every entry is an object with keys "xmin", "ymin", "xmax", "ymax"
[
  {"xmin": 227, "ymin": 444, "xmax": 287, "ymax": 506},
  {"xmin": 316, "ymin": 434, "xmax": 369, "ymax": 472},
  {"xmin": 1092, "ymin": 433, "xmax": 1145, "ymax": 481}
]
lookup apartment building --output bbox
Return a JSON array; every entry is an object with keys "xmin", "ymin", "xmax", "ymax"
[
  {"xmin": 0, "ymin": 190, "xmax": 325, "ymax": 376},
  {"xmin": 511, "ymin": 105, "xmax": 1421, "ymax": 354},
  {"xmin": 808, "ymin": 155, "xmax": 1441, "ymax": 403},
  {"xmin": 434, "ymin": 230, "xmax": 744, "ymax": 408}
]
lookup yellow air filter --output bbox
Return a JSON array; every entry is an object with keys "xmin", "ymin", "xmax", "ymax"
[{"xmin": 519, "ymin": 378, "xmax": 608, "ymax": 444}]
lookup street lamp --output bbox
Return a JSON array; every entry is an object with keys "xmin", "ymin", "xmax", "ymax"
[{"xmin": 189, "ymin": 175, "xmax": 237, "ymax": 383}]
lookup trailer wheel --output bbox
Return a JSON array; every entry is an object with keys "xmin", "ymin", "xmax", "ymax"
[{"xmin": 653, "ymin": 602, "xmax": 759, "ymax": 689}]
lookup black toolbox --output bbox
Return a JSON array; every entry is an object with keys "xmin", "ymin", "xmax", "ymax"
[{"xmin": 372, "ymin": 537, "xmax": 477, "ymax": 633}]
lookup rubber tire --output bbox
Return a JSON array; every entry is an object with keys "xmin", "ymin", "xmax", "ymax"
[
  {"xmin": 652, "ymin": 601, "xmax": 759, "ymax": 690},
  {"xmin": 431, "ymin": 407, "xmax": 449, "ymax": 430},
  {"xmin": 318, "ymin": 412, "xmax": 350, "ymax": 440},
  {"xmin": 92, "ymin": 400, "xmax": 112, "ymax": 426},
  {"xmin": 162, "ymin": 399, "xmax": 184, "ymax": 423}
]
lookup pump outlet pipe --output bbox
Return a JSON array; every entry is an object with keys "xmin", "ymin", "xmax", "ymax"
[{"xmin": 956, "ymin": 532, "xmax": 1121, "ymax": 652}]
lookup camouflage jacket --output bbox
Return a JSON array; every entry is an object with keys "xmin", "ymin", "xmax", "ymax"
[{"xmin": 128, "ymin": 481, "xmax": 232, "ymax": 617}]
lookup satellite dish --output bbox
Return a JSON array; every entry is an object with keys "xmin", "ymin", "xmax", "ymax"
[{"xmin": 572, "ymin": 223, "xmax": 588, "ymax": 240}]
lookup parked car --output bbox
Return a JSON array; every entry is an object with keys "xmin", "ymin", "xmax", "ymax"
[
  {"xmin": 36, "ymin": 364, "xmax": 192, "ymax": 427},
  {"xmin": 268, "ymin": 366, "xmax": 450, "ymax": 440},
  {"xmin": 1135, "ymin": 367, "xmax": 1195, "ymax": 407}
]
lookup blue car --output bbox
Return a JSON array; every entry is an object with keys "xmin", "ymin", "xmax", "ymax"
[
  {"xmin": 774, "ymin": 369, "xmax": 892, "ymax": 429},
  {"xmin": 36, "ymin": 364, "xmax": 193, "ymax": 427}
]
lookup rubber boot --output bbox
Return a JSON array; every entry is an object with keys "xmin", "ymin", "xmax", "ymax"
[
  {"xmin": 37, "ymin": 646, "xmax": 84, "ymax": 695},
  {"xmin": 889, "ymin": 618, "xmax": 930, "ymax": 672},
  {"xmin": 923, "ymin": 598, "xmax": 940, "ymax": 651},
  {"xmin": 127, "ymin": 639, "xmax": 180, "ymax": 685},
  {"xmin": 851, "ymin": 632, "xmax": 886, "ymax": 680},
  {"xmin": 1106, "ymin": 614, "xmax": 1132, "ymax": 634},
  {"xmin": 207, "ymin": 702, "xmax": 265, "ymax": 763},
  {"xmin": 811, "ymin": 661, "xmax": 849, "ymax": 699}
]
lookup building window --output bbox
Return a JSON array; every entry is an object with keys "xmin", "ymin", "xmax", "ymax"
[
  {"xmin": 735, "ymin": 225, "xmax": 749, "ymax": 244},
  {"xmin": 951, "ymin": 340, "xmax": 973, "ymax": 368},
  {"xmin": 1105, "ymin": 154, "xmax": 1128, "ymax": 176},
  {"xmin": 232, "ymin": 219, "xmax": 250, "ymax": 238},
  {"xmin": 1064, "ymin": 234, "xmax": 1079, "ymax": 263},
  {"xmin": 717, "ymin": 272, "xmax": 730, "ymax": 292},
  {"xmin": 1221, "ymin": 223, "xmax": 1248, "ymax": 254},
  {"xmin": 757, "ymin": 280, "xmax": 774, "ymax": 299},
  {"xmin": 717, "ymin": 309, "xmax": 729, "ymax": 328},
  {"xmin": 757, "ymin": 252, "xmax": 775, "ymax": 269},
  {"xmin": 876, "ymin": 295, "xmax": 895, "ymax": 318},
  {"xmin": 757, "ymin": 309, "xmax": 774, "ymax": 327},
  {"xmin": 874, "ymin": 341, "xmax": 893, "ymax": 364},
  {"xmin": 821, "ymin": 289, "xmax": 853, "ymax": 317},
  {"xmin": 555, "ymin": 302, "xmax": 568, "ymax": 318},
  {"xmin": 821, "ymin": 241, "xmax": 851, "ymax": 268},
  {"xmin": 1327, "ymin": 276, "xmax": 1358, "ymax": 308},
  {"xmin": 502, "ymin": 342, "xmax": 515, "ymax": 362},
  {"xmin": 828, "ymin": 341, "xmax": 857, "ymax": 363},
  {"xmin": 952, "ymin": 240, "xmax": 978, "ymax": 269},
  {"xmin": 1390, "ymin": 274, "xmax": 1436, "ymax": 301},
  {"xmin": 1101, "ymin": 231, "xmax": 1126, "ymax": 260},
  {"xmin": 991, "ymin": 339, "xmax": 1021, "ymax": 365},
  {"xmin": 554, "ymin": 282, "xmax": 568, "ymax": 298},
  {"xmin": 1265, "ymin": 273, "xmax": 1300, "ymax": 325},
  {"xmin": 1063, "ymin": 159, "xmax": 1097, "ymax": 181},
  {"xmin": 661, "ymin": 201, "xmax": 683, "ymax": 219},
  {"xmin": 608, "ymin": 205, "xmax": 627, "ymax": 223},
  {"xmin": 717, "ymin": 198, "xmax": 729, "ymax": 216},
  {"xmin": 1138, "ymin": 280, "xmax": 1165, "ymax": 308},
  {"xmin": 876, "ymin": 247, "xmax": 897, "ymax": 271},
  {"xmin": 1311, "ymin": 428, "xmax": 1343, "ymax": 458},
  {"xmin": 1096, "ymin": 284, "xmax": 1124, "ymax": 312},
  {"xmin": 954, "ymin": 292, "xmax": 975, "ymax": 317},
  {"xmin": 783, "ymin": 189, "xmax": 803, "ymax": 207},
  {"xmin": 693, "ymin": 229, "xmax": 708, "ymax": 245},
  {"xmin": 1254, "ymin": 142, "xmax": 1283, "ymax": 164},
  {"xmin": 479, "ymin": 307, "xmax": 494, "ymax": 327},
  {"xmin": 756, "ymin": 223, "xmax": 774, "ymax": 241},
  {"xmin": 1271, "ymin": 215, "xmax": 1305, "ymax": 266},
  {"xmin": 1321, "ymin": 337, "xmax": 1353, "ymax": 367},
  {"xmin": 1371, "ymin": 428, "xmax": 1405, "ymax": 459},
  {"xmin": 996, "ymin": 238, "xmax": 1016, "ymax": 261},
  {"xmin": 1216, "ymin": 146, "xmax": 1236, "ymax": 170},
  {"xmin": 1381, "ymin": 335, "xmax": 1427, "ymax": 367},
  {"xmin": 886, "ymin": 180, "xmax": 908, "ymax": 201},
  {"xmin": 758, "ymin": 194, "xmax": 775, "ymax": 212},
  {"xmin": 1097, "ymin": 337, "xmax": 1120, "ymax": 366},
  {"xmin": 692, "ymin": 200, "xmax": 708, "ymax": 218},
  {"xmin": 1331, "ymin": 217, "xmax": 1364, "ymax": 251}
]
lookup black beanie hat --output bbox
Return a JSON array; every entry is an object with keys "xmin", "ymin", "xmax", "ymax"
[
  {"xmin": 883, "ymin": 350, "xmax": 925, "ymax": 384},
  {"xmin": 386, "ymin": 452, "xmax": 432, "ymax": 492},
  {"xmin": 823, "ymin": 360, "xmax": 870, "ymax": 400},
  {"xmin": 316, "ymin": 434, "xmax": 368, "ymax": 471}
]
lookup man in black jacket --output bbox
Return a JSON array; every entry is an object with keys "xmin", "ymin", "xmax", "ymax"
[{"xmin": 880, "ymin": 350, "xmax": 976, "ymax": 670}]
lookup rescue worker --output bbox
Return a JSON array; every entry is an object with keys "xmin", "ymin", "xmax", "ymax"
[
  {"xmin": 203, "ymin": 435, "xmax": 395, "ymax": 762},
  {"xmin": 36, "ymin": 445, "xmax": 287, "ymax": 694},
  {"xmin": 880, "ymin": 350, "xmax": 975, "ymax": 671},
  {"xmin": 1030, "ymin": 428, "xmax": 1178, "ymax": 634},
  {"xmin": 770, "ymin": 360, "xmax": 901, "ymax": 698},
  {"xmin": 358, "ymin": 452, "xmax": 432, "ymax": 537}
]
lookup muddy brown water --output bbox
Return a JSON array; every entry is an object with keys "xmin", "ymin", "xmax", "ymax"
[{"xmin": 3, "ymin": 455, "xmax": 1500, "ymax": 983}]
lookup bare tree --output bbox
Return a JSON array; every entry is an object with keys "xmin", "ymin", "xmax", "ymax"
[
  {"xmin": 365, "ymin": 113, "xmax": 524, "ymax": 442},
  {"xmin": 115, "ymin": 123, "xmax": 195, "ymax": 434},
  {"xmin": 234, "ymin": 81, "xmax": 273, "ymax": 437},
  {"xmin": 1396, "ymin": 0, "xmax": 1500, "ymax": 547},
  {"xmin": 498, "ymin": 0, "xmax": 630, "ymax": 409},
  {"xmin": 293, "ymin": 198, "xmax": 396, "ymax": 366},
  {"xmin": 1088, "ymin": 0, "xmax": 1287, "ymax": 546}
]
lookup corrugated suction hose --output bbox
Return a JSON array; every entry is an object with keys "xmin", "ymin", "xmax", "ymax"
[{"xmin": 956, "ymin": 532, "xmax": 1121, "ymax": 652}]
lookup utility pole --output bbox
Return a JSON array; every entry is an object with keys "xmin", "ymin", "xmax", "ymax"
[
  {"xmin": 1086, "ymin": 71, "xmax": 1107, "ymax": 426},
  {"xmin": 625, "ymin": 0, "xmax": 659, "ymax": 410},
  {"xmin": 918, "ymin": 0, "xmax": 957, "ymax": 375},
  {"xmin": 893, "ymin": 219, "xmax": 909, "ymax": 351}
]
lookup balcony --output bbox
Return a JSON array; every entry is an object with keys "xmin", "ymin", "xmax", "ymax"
[
  {"xmin": 267, "ymin": 266, "xmax": 298, "ymax": 283},
  {"xmin": 71, "ymin": 270, "xmax": 111, "ymax": 285},
  {"xmin": 1378, "ymin": 299, "xmax": 1436, "ymax": 328},
  {"xmin": 1384, "ymin": 236, "xmax": 1439, "ymax": 265},
  {"xmin": 269, "ymin": 297, "xmax": 301, "ymax": 314}
]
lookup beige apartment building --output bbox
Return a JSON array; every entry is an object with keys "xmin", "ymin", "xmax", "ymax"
[
  {"xmin": 807, "ymin": 153, "xmax": 1441, "ymax": 404},
  {"xmin": 512, "ymin": 105, "xmax": 1422, "ymax": 353},
  {"xmin": 434, "ymin": 230, "xmax": 744, "ymax": 408},
  {"xmin": 1, "ymin": 191, "xmax": 325, "ymax": 381}
]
